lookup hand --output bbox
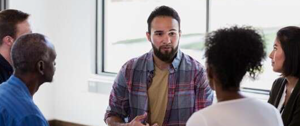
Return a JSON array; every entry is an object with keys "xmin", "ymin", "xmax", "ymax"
[{"xmin": 127, "ymin": 113, "xmax": 149, "ymax": 126}]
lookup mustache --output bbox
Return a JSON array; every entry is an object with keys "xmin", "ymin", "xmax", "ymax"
[{"xmin": 160, "ymin": 44, "xmax": 172, "ymax": 48}]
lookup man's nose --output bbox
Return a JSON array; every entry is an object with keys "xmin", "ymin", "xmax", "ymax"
[{"xmin": 163, "ymin": 34, "xmax": 171, "ymax": 44}]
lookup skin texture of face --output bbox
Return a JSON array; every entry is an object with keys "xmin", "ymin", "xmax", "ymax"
[
  {"xmin": 43, "ymin": 41, "xmax": 56, "ymax": 83},
  {"xmin": 269, "ymin": 38, "xmax": 285, "ymax": 73},
  {"xmin": 15, "ymin": 19, "xmax": 32, "ymax": 39},
  {"xmin": 146, "ymin": 16, "xmax": 181, "ymax": 63}
]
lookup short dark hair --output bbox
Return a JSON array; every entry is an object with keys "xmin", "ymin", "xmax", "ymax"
[
  {"xmin": 277, "ymin": 26, "xmax": 300, "ymax": 78},
  {"xmin": 0, "ymin": 9, "xmax": 29, "ymax": 45},
  {"xmin": 205, "ymin": 26, "xmax": 266, "ymax": 91},
  {"xmin": 11, "ymin": 33, "xmax": 49, "ymax": 74},
  {"xmin": 147, "ymin": 5, "xmax": 180, "ymax": 33}
]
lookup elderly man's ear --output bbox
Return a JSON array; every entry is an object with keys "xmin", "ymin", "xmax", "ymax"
[{"xmin": 37, "ymin": 60, "xmax": 45, "ymax": 75}]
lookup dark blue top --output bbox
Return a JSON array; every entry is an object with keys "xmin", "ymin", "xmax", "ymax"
[
  {"xmin": 0, "ymin": 54, "xmax": 13, "ymax": 84},
  {"xmin": 0, "ymin": 75, "xmax": 48, "ymax": 126}
]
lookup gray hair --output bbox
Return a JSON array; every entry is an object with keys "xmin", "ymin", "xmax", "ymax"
[{"xmin": 11, "ymin": 33, "xmax": 49, "ymax": 73}]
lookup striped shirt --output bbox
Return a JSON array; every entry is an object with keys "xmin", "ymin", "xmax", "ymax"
[
  {"xmin": 0, "ymin": 75, "xmax": 49, "ymax": 126},
  {"xmin": 105, "ymin": 50, "xmax": 214, "ymax": 126}
]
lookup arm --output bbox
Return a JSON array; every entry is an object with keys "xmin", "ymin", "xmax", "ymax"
[
  {"xmin": 17, "ymin": 115, "xmax": 48, "ymax": 126},
  {"xmin": 267, "ymin": 80, "xmax": 276, "ymax": 103},
  {"xmin": 107, "ymin": 113, "xmax": 154, "ymax": 126},
  {"xmin": 105, "ymin": 66, "xmax": 130, "ymax": 125},
  {"xmin": 194, "ymin": 65, "xmax": 214, "ymax": 111},
  {"xmin": 288, "ymin": 94, "xmax": 300, "ymax": 126},
  {"xmin": 268, "ymin": 78, "xmax": 281, "ymax": 104},
  {"xmin": 0, "ymin": 108, "xmax": 6, "ymax": 126},
  {"xmin": 268, "ymin": 78, "xmax": 284, "ymax": 105},
  {"xmin": 105, "ymin": 61, "xmax": 157, "ymax": 126},
  {"xmin": 106, "ymin": 116, "xmax": 128, "ymax": 126}
]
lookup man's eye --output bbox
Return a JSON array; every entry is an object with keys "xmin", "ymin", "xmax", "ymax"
[
  {"xmin": 155, "ymin": 33, "xmax": 163, "ymax": 36},
  {"xmin": 169, "ymin": 32, "xmax": 176, "ymax": 36},
  {"xmin": 156, "ymin": 33, "xmax": 162, "ymax": 36}
]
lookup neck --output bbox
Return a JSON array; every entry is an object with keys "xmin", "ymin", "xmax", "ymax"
[
  {"xmin": 285, "ymin": 76, "xmax": 299, "ymax": 88},
  {"xmin": 0, "ymin": 46, "xmax": 12, "ymax": 65},
  {"xmin": 153, "ymin": 54, "xmax": 171, "ymax": 70},
  {"xmin": 14, "ymin": 73, "xmax": 42, "ymax": 96},
  {"xmin": 215, "ymin": 84, "xmax": 245, "ymax": 102}
]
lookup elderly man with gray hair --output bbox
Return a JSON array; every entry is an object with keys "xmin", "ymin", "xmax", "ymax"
[{"xmin": 0, "ymin": 33, "xmax": 56, "ymax": 126}]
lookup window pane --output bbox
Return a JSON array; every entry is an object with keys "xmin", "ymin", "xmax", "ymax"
[
  {"xmin": 211, "ymin": 0, "xmax": 300, "ymax": 90},
  {"xmin": 104, "ymin": 0, "xmax": 206, "ymax": 73}
]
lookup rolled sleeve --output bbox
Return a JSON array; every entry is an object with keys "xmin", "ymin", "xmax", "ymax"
[
  {"xmin": 104, "ymin": 66, "xmax": 130, "ymax": 123},
  {"xmin": 195, "ymin": 66, "xmax": 214, "ymax": 111}
]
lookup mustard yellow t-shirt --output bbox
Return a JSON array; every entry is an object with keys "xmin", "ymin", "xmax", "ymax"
[{"xmin": 148, "ymin": 65, "xmax": 169, "ymax": 126}]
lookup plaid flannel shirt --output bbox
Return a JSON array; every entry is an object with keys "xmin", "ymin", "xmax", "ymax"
[{"xmin": 105, "ymin": 50, "xmax": 213, "ymax": 126}]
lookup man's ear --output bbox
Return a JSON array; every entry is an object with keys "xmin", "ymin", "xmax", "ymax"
[
  {"xmin": 146, "ymin": 32, "xmax": 151, "ymax": 43},
  {"xmin": 2, "ymin": 36, "xmax": 14, "ymax": 46},
  {"xmin": 37, "ymin": 60, "xmax": 45, "ymax": 75},
  {"xmin": 179, "ymin": 30, "xmax": 182, "ymax": 37}
]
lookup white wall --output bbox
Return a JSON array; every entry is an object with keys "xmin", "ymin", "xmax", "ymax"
[
  {"xmin": 10, "ymin": 0, "xmax": 110, "ymax": 125},
  {"xmin": 9, "ymin": 0, "xmax": 56, "ymax": 120}
]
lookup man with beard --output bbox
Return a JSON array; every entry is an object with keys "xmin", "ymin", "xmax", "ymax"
[{"xmin": 105, "ymin": 5, "xmax": 213, "ymax": 126}]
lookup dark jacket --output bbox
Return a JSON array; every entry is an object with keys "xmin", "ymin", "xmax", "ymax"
[
  {"xmin": 0, "ymin": 54, "xmax": 13, "ymax": 84},
  {"xmin": 268, "ymin": 77, "xmax": 300, "ymax": 126}
]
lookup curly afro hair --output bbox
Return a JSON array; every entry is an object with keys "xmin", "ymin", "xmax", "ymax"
[{"xmin": 205, "ymin": 26, "xmax": 266, "ymax": 91}]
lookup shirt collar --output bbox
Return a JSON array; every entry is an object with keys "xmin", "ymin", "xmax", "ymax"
[
  {"xmin": 171, "ymin": 50, "xmax": 182, "ymax": 70},
  {"xmin": 6, "ymin": 75, "xmax": 32, "ymax": 99}
]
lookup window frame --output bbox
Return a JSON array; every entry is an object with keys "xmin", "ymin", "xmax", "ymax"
[
  {"xmin": 96, "ymin": 0, "xmax": 116, "ymax": 77},
  {"xmin": 95, "ymin": 0, "xmax": 271, "ymax": 94},
  {"xmin": 0, "ymin": 0, "xmax": 8, "ymax": 11}
]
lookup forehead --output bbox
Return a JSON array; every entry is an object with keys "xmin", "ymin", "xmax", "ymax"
[
  {"xmin": 151, "ymin": 16, "xmax": 179, "ymax": 31},
  {"xmin": 16, "ymin": 19, "xmax": 31, "ymax": 37},
  {"xmin": 45, "ymin": 40, "xmax": 56, "ymax": 58},
  {"xmin": 275, "ymin": 38, "xmax": 281, "ymax": 46},
  {"xmin": 16, "ymin": 19, "xmax": 30, "ymax": 30}
]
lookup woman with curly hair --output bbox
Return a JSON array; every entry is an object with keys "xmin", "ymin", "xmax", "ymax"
[
  {"xmin": 268, "ymin": 26, "xmax": 300, "ymax": 126},
  {"xmin": 187, "ymin": 26, "xmax": 283, "ymax": 126}
]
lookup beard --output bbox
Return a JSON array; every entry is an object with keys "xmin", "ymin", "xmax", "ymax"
[{"xmin": 152, "ymin": 43, "xmax": 178, "ymax": 63}]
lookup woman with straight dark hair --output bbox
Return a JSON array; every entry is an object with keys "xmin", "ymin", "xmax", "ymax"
[
  {"xmin": 268, "ymin": 26, "xmax": 300, "ymax": 126},
  {"xmin": 187, "ymin": 26, "xmax": 283, "ymax": 126}
]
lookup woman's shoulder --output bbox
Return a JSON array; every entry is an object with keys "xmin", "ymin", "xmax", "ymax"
[
  {"xmin": 274, "ymin": 77, "xmax": 286, "ymax": 84},
  {"xmin": 271, "ymin": 77, "xmax": 286, "ymax": 90},
  {"xmin": 268, "ymin": 77, "xmax": 286, "ymax": 105}
]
